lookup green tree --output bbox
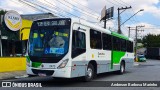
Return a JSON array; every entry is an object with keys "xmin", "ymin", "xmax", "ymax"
[
  {"xmin": 142, "ymin": 34, "xmax": 160, "ymax": 47},
  {"xmin": 137, "ymin": 39, "xmax": 143, "ymax": 43}
]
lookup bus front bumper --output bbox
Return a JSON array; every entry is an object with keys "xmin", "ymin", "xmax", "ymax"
[{"xmin": 26, "ymin": 66, "xmax": 71, "ymax": 78}]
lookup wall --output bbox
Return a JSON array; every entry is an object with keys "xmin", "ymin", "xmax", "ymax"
[
  {"xmin": 0, "ymin": 19, "xmax": 31, "ymax": 72},
  {"xmin": 0, "ymin": 57, "xmax": 26, "ymax": 72}
]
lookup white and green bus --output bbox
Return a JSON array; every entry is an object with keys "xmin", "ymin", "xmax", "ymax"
[{"xmin": 26, "ymin": 18, "xmax": 134, "ymax": 81}]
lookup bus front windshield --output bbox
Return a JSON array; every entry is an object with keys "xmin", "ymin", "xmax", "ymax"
[{"xmin": 28, "ymin": 19, "xmax": 71, "ymax": 58}]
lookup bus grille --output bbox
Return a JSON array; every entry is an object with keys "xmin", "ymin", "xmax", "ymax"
[{"xmin": 32, "ymin": 69, "xmax": 54, "ymax": 76}]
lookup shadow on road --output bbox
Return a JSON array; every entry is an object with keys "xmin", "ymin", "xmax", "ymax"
[
  {"xmin": 95, "ymin": 71, "xmax": 132, "ymax": 80},
  {"xmin": 4, "ymin": 71, "xmax": 132, "ymax": 87}
]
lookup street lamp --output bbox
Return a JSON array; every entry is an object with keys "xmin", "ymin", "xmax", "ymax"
[
  {"xmin": 139, "ymin": 9, "xmax": 144, "ymax": 12},
  {"xmin": 120, "ymin": 9, "xmax": 144, "ymax": 26}
]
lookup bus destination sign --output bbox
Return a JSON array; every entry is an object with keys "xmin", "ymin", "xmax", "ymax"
[{"xmin": 37, "ymin": 20, "xmax": 70, "ymax": 27}]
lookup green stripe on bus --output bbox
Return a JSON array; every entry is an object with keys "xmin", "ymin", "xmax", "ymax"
[
  {"xmin": 111, "ymin": 31, "xmax": 129, "ymax": 40},
  {"xmin": 26, "ymin": 56, "xmax": 31, "ymax": 63},
  {"xmin": 111, "ymin": 51, "xmax": 126, "ymax": 69},
  {"xmin": 32, "ymin": 62, "xmax": 42, "ymax": 68}
]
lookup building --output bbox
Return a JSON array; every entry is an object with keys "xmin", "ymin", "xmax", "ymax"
[
  {"xmin": 21, "ymin": 13, "xmax": 56, "ymax": 21},
  {"xmin": 0, "ymin": 12, "xmax": 56, "ymax": 72}
]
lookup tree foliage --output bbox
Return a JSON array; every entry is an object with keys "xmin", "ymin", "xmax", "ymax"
[
  {"xmin": 142, "ymin": 34, "xmax": 160, "ymax": 47},
  {"xmin": 0, "ymin": 10, "xmax": 7, "ymax": 15}
]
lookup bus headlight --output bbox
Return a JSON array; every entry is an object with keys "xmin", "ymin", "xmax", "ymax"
[{"xmin": 57, "ymin": 59, "xmax": 69, "ymax": 69}]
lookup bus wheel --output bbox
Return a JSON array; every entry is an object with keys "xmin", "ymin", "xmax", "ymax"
[
  {"xmin": 118, "ymin": 62, "xmax": 125, "ymax": 74},
  {"xmin": 83, "ymin": 64, "xmax": 94, "ymax": 82}
]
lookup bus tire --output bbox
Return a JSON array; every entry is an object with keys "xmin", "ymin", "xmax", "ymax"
[
  {"xmin": 118, "ymin": 61, "xmax": 125, "ymax": 74},
  {"xmin": 83, "ymin": 64, "xmax": 94, "ymax": 82}
]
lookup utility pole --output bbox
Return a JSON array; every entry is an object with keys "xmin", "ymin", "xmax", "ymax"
[
  {"xmin": 128, "ymin": 27, "xmax": 131, "ymax": 37},
  {"xmin": 128, "ymin": 27, "xmax": 133, "ymax": 37},
  {"xmin": 117, "ymin": 6, "xmax": 132, "ymax": 34},
  {"xmin": 135, "ymin": 26, "xmax": 138, "ymax": 55},
  {"xmin": 135, "ymin": 25, "xmax": 145, "ymax": 61},
  {"xmin": 104, "ymin": 15, "xmax": 106, "ymax": 29},
  {"xmin": 118, "ymin": 8, "xmax": 121, "ymax": 33},
  {"xmin": 128, "ymin": 27, "xmax": 136, "ymax": 37},
  {"xmin": 127, "ymin": 25, "xmax": 144, "ymax": 61}
]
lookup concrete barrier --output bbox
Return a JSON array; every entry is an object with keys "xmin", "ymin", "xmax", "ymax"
[{"xmin": 0, "ymin": 57, "xmax": 26, "ymax": 72}]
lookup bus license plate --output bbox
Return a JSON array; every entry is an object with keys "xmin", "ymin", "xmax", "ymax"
[{"xmin": 38, "ymin": 73, "xmax": 46, "ymax": 77}]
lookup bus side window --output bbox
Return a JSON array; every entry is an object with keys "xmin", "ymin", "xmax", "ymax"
[
  {"xmin": 90, "ymin": 29, "xmax": 102, "ymax": 49},
  {"xmin": 121, "ymin": 39, "xmax": 127, "ymax": 51},
  {"xmin": 113, "ymin": 36, "xmax": 117, "ymax": 51},
  {"xmin": 127, "ymin": 41, "xmax": 133, "ymax": 52},
  {"xmin": 72, "ymin": 30, "xmax": 86, "ymax": 58},
  {"xmin": 130, "ymin": 42, "xmax": 133, "ymax": 52},
  {"xmin": 112, "ymin": 36, "xmax": 122, "ymax": 51},
  {"xmin": 102, "ymin": 33, "xmax": 112, "ymax": 50}
]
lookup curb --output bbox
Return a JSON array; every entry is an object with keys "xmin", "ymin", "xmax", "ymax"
[{"xmin": 0, "ymin": 71, "xmax": 26, "ymax": 80}]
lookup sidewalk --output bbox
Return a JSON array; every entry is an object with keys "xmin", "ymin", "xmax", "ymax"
[
  {"xmin": 0, "ymin": 71, "xmax": 27, "ymax": 80},
  {"xmin": 134, "ymin": 62, "xmax": 140, "ymax": 66}
]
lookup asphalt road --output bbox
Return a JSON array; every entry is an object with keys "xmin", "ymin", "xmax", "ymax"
[{"xmin": 0, "ymin": 59, "xmax": 160, "ymax": 90}]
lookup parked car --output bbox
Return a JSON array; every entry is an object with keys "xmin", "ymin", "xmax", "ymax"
[{"xmin": 138, "ymin": 55, "xmax": 146, "ymax": 62}]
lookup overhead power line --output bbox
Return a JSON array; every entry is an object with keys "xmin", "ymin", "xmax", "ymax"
[
  {"xmin": 105, "ymin": 0, "xmax": 135, "ymax": 25},
  {"xmin": 116, "ymin": 0, "xmax": 141, "ymax": 23},
  {"xmin": 19, "ymin": 0, "xmax": 67, "ymax": 18},
  {"xmin": 11, "ymin": 0, "xmax": 44, "ymax": 13},
  {"xmin": 42, "ymin": 0, "xmax": 89, "ymax": 21},
  {"xmin": 65, "ymin": 0, "xmax": 100, "ymax": 17},
  {"xmin": 107, "ymin": 0, "xmax": 140, "ymax": 24},
  {"xmin": 20, "ymin": 0, "xmax": 97, "ymax": 22},
  {"xmin": 55, "ymin": 0, "xmax": 99, "ymax": 20},
  {"xmin": 144, "ymin": 28, "xmax": 160, "ymax": 29},
  {"xmin": 105, "ymin": 0, "xmax": 120, "ymax": 7},
  {"xmin": 113, "ymin": 0, "xmax": 125, "ymax": 6},
  {"xmin": 37, "ymin": 0, "xmax": 83, "ymax": 18},
  {"xmin": 72, "ymin": 0, "xmax": 100, "ymax": 14},
  {"xmin": 119, "ymin": 0, "xmax": 130, "ymax": 6},
  {"xmin": 43, "ymin": 0, "xmax": 101, "ymax": 22}
]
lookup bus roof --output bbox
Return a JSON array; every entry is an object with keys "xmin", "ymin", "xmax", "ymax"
[
  {"xmin": 111, "ymin": 31, "xmax": 129, "ymax": 40},
  {"xmin": 71, "ymin": 18, "xmax": 133, "ymax": 41},
  {"xmin": 74, "ymin": 18, "xmax": 111, "ymax": 34}
]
